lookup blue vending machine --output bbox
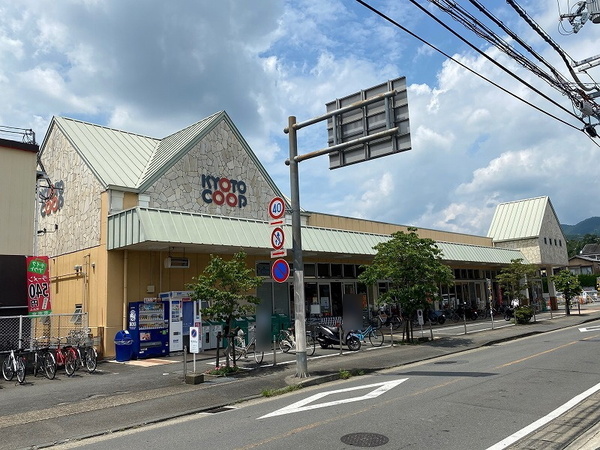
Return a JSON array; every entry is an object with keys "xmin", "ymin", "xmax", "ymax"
[
  {"xmin": 128, "ymin": 300, "xmax": 169, "ymax": 358},
  {"xmin": 160, "ymin": 291, "xmax": 194, "ymax": 353}
]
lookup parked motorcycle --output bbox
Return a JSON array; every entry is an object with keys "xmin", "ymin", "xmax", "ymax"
[
  {"xmin": 426, "ymin": 309, "xmax": 446, "ymax": 325},
  {"xmin": 456, "ymin": 304, "xmax": 479, "ymax": 321},
  {"xmin": 504, "ymin": 307, "xmax": 514, "ymax": 321},
  {"xmin": 315, "ymin": 324, "xmax": 361, "ymax": 351}
]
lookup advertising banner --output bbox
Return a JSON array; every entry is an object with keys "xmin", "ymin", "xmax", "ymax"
[{"xmin": 26, "ymin": 256, "xmax": 52, "ymax": 315}]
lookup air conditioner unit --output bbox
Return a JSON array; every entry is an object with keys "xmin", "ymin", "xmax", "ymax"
[{"xmin": 164, "ymin": 257, "xmax": 190, "ymax": 269}]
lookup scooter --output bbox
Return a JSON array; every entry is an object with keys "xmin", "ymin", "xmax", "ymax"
[{"xmin": 315, "ymin": 324, "xmax": 361, "ymax": 351}]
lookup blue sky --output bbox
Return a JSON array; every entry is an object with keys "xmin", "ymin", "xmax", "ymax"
[{"xmin": 1, "ymin": 0, "xmax": 599, "ymax": 236}]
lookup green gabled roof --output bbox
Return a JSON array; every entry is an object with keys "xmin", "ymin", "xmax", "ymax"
[
  {"xmin": 44, "ymin": 112, "xmax": 283, "ymax": 198},
  {"xmin": 137, "ymin": 112, "xmax": 222, "ymax": 190},
  {"xmin": 487, "ymin": 196, "xmax": 552, "ymax": 242},
  {"xmin": 108, "ymin": 207, "xmax": 528, "ymax": 264},
  {"xmin": 48, "ymin": 116, "xmax": 158, "ymax": 189}
]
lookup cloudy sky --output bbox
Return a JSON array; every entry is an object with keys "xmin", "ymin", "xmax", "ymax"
[{"xmin": 2, "ymin": 0, "xmax": 599, "ymax": 236}]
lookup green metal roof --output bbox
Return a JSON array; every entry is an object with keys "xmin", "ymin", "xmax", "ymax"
[
  {"xmin": 487, "ymin": 196, "xmax": 551, "ymax": 241},
  {"xmin": 44, "ymin": 112, "xmax": 283, "ymax": 198},
  {"xmin": 108, "ymin": 207, "xmax": 527, "ymax": 264}
]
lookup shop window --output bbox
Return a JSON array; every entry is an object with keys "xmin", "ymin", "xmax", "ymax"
[
  {"xmin": 356, "ymin": 265, "xmax": 365, "ymax": 277},
  {"xmin": 343, "ymin": 264, "xmax": 356, "ymax": 278},
  {"xmin": 331, "ymin": 264, "xmax": 343, "ymax": 278},
  {"xmin": 317, "ymin": 263, "xmax": 330, "ymax": 278},
  {"xmin": 256, "ymin": 262, "xmax": 271, "ymax": 277},
  {"xmin": 304, "ymin": 263, "xmax": 315, "ymax": 277}
]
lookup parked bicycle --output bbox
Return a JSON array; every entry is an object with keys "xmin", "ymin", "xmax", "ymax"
[
  {"xmin": 225, "ymin": 328, "xmax": 264, "ymax": 364},
  {"xmin": 377, "ymin": 312, "xmax": 403, "ymax": 330},
  {"xmin": 69, "ymin": 329, "xmax": 98, "ymax": 373},
  {"xmin": 52, "ymin": 337, "xmax": 78, "ymax": 376},
  {"xmin": 353, "ymin": 323, "xmax": 384, "ymax": 347},
  {"xmin": 277, "ymin": 328, "xmax": 316, "ymax": 355},
  {"xmin": 31, "ymin": 337, "xmax": 57, "ymax": 380},
  {"xmin": 2, "ymin": 339, "xmax": 27, "ymax": 384}
]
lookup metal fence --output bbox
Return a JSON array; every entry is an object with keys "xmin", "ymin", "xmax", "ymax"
[{"xmin": 0, "ymin": 313, "xmax": 89, "ymax": 354}]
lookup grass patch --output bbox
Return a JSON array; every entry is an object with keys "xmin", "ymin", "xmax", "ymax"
[
  {"xmin": 339, "ymin": 369, "xmax": 365, "ymax": 379},
  {"xmin": 262, "ymin": 384, "xmax": 303, "ymax": 397},
  {"xmin": 206, "ymin": 365, "xmax": 242, "ymax": 376}
]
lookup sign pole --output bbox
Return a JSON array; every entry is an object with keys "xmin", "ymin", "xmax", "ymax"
[{"xmin": 288, "ymin": 116, "xmax": 308, "ymax": 378}]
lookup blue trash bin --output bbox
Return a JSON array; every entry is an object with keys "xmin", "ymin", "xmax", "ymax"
[{"xmin": 114, "ymin": 330, "xmax": 134, "ymax": 362}]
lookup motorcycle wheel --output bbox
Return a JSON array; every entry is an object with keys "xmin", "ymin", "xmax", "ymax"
[
  {"xmin": 347, "ymin": 336, "xmax": 361, "ymax": 351},
  {"xmin": 437, "ymin": 316, "xmax": 446, "ymax": 325},
  {"xmin": 505, "ymin": 313, "xmax": 511, "ymax": 321}
]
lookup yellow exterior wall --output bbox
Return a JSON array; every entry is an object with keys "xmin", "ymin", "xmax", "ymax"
[
  {"xmin": 0, "ymin": 145, "xmax": 38, "ymax": 255},
  {"xmin": 307, "ymin": 212, "xmax": 493, "ymax": 246}
]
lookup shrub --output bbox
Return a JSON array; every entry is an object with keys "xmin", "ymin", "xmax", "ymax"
[{"xmin": 515, "ymin": 305, "xmax": 534, "ymax": 324}]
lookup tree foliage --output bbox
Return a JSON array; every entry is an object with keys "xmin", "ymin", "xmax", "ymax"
[
  {"xmin": 187, "ymin": 252, "xmax": 263, "ymax": 334},
  {"xmin": 358, "ymin": 228, "xmax": 454, "ymax": 341},
  {"xmin": 551, "ymin": 269, "xmax": 583, "ymax": 316},
  {"xmin": 567, "ymin": 234, "xmax": 600, "ymax": 257},
  {"xmin": 496, "ymin": 258, "xmax": 537, "ymax": 305}
]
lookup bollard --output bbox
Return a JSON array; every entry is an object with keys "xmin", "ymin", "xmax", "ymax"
[
  {"xmin": 230, "ymin": 332, "xmax": 237, "ymax": 367},
  {"xmin": 216, "ymin": 331, "xmax": 222, "ymax": 368},
  {"xmin": 183, "ymin": 345, "xmax": 187, "ymax": 382},
  {"xmin": 273, "ymin": 336, "xmax": 277, "ymax": 366}
]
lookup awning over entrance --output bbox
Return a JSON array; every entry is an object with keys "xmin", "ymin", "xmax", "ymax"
[{"xmin": 107, "ymin": 207, "xmax": 527, "ymax": 264}]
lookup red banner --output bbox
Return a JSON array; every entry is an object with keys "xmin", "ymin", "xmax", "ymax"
[{"xmin": 26, "ymin": 256, "xmax": 52, "ymax": 316}]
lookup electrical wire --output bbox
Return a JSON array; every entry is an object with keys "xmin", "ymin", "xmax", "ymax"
[{"xmin": 354, "ymin": 0, "xmax": 599, "ymax": 143}]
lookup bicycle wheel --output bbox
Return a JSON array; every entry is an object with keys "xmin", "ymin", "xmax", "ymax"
[
  {"xmin": 391, "ymin": 316, "xmax": 403, "ymax": 331},
  {"xmin": 306, "ymin": 333, "xmax": 316, "ymax": 356},
  {"xmin": 33, "ymin": 352, "xmax": 40, "ymax": 378},
  {"xmin": 16, "ymin": 356, "xmax": 26, "ymax": 384},
  {"xmin": 65, "ymin": 351, "xmax": 76, "ymax": 376},
  {"xmin": 346, "ymin": 335, "xmax": 361, "ymax": 351},
  {"xmin": 277, "ymin": 332, "xmax": 290, "ymax": 352},
  {"xmin": 44, "ymin": 351, "xmax": 57, "ymax": 380},
  {"xmin": 248, "ymin": 343, "xmax": 264, "ymax": 364},
  {"xmin": 85, "ymin": 347, "xmax": 98, "ymax": 373},
  {"xmin": 451, "ymin": 313, "xmax": 460, "ymax": 323},
  {"xmin": 368, "ymin": 328, "xmax": 384, "ymax": 347},
  {"xmin": 73, "ymin": 347, "xmax": 82, "ymax": 371},
  {"xmin": 2, "ymin": 355, "xmax": 14, "ymax": 381}
]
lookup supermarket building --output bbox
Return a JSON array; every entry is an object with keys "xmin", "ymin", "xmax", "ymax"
[{"xmin": 34, "ymin": 111, "xmax": 568, "ymax": 357}]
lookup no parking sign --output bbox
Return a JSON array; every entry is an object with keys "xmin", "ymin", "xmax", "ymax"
[{"xmin": 189, "ymin": 326, "xmax": 200, "ymax": 353}]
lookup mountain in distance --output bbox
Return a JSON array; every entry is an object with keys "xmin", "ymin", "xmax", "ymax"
[{"xmin": 561, "ymin": 217, "xmax": 600, "ymax": 238}]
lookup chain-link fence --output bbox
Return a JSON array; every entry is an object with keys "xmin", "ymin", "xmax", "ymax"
[{"xmin": 0, "ymin": 313, "xmax": 89, "ymax": 354}]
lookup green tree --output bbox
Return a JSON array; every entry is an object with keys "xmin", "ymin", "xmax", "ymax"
[
  {"xmin": 551, "ymin": 269, "xmax": 583, "ymax": 316},
  {"xmin": 496, "ymin": 258, "xmax": 537, "ymax": 308},
  {"xmin": 187, "ymin": 252, "xmax": 263, "ymax": 365},
  {"xmin": 359, "ymin": 228, "xmax": 454, "ymax": 342}
]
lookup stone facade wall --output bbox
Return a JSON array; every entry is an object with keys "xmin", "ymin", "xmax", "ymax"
[
  {"xmin": 144, "ymin": 121, "xmax": 278, "ymax": 221},
  {"xmin": 496, "ymin": 238, "xmax": 541, "ymax": 264},
  {"xmin": 37, "ymin": 127, "xmax": 103, "ymax": 257},
  {"xmin": 538, "ymin": 206, "xmax": 568, "ymax": 266}
]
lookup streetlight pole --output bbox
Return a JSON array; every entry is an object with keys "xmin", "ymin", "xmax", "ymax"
[{"xmin": 288, "ymin": 116, "xmax": 308, "ymax": 378}]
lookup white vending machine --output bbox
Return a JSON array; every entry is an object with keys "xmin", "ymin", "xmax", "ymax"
[{"xmin": 159, "ymin": 291, "xmax": 192, "ymax": 353}]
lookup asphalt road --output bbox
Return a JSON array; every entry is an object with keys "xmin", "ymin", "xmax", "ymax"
[
  {"xmin": 49, "ymin": 321, "xmax": 600, "ymax": 450},
  {"xmin": 1, "ymin": 306, "xmax": 599, "ymax": 449}
]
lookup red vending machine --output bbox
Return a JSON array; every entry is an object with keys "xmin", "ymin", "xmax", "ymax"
[{"xmin": 128, "ymin": 300, "xmax": 169, "ymax": 358}]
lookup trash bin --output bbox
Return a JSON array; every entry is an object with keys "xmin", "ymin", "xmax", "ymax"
[{"xmin": 114, "ymin": 330, "xmax": 134, "ymax": 362}]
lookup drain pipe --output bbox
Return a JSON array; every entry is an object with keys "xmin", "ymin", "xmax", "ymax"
[{"xmin": 122, "ymin": 250, "xmax": 128, "ymax": 330}]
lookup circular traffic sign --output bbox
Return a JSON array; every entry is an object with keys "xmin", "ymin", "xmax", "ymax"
[
  {"xmin": 268, "ymin": 197, "xmax": 285, "ymax": 220},
  {"xmin": 271, "ymin": 258, "xmax": 290, "ymax": 283},
  {"xmin": 191, "ymin": 328, "xmax": 198, "ymax": 338},
  {"xmin": 270, "ymin": 227, "xmax": 285, "ymax": 250}
]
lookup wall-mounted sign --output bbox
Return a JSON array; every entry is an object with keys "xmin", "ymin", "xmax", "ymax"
[
  {"xmin": 201, "ymin": 174, "xmax": 247, "ymax": 208},
  {"xmin": 26, "ymin": 256, "xmax": 52, "ymax": 316},
  {"xmin": 40, "ymin": 180, "xmax": 65, "ymax": 217}
]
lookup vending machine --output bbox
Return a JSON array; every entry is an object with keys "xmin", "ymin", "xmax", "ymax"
[
  {"xmin": 128, "ymin": 300, "xmax": 169, "ymax": 358},
  {"xmin": 159, "ymin": 291, "xmax": 193, "ymax": 353}
]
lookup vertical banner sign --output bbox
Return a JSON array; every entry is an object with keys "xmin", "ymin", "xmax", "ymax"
[{"xmin": 26, "ymin": 256, "xmax": 52, "ymax": 316}]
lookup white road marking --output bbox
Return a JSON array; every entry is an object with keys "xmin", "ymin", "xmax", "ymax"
[
  {"xmin": 579, "ymin": 325, "xmax": 600, "ymax": 332},
  {"xmin": 258, "ymin": 378, "xmax": 408, "ymax": 419},
  {"xmin": 486, "ymin": 381, "xmax": 600, "ymax": 450}
]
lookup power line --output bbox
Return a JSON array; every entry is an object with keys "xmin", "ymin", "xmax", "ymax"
[{"xmin": 354, "ymin": 0, "xmax": 584, "ymax": 133}]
